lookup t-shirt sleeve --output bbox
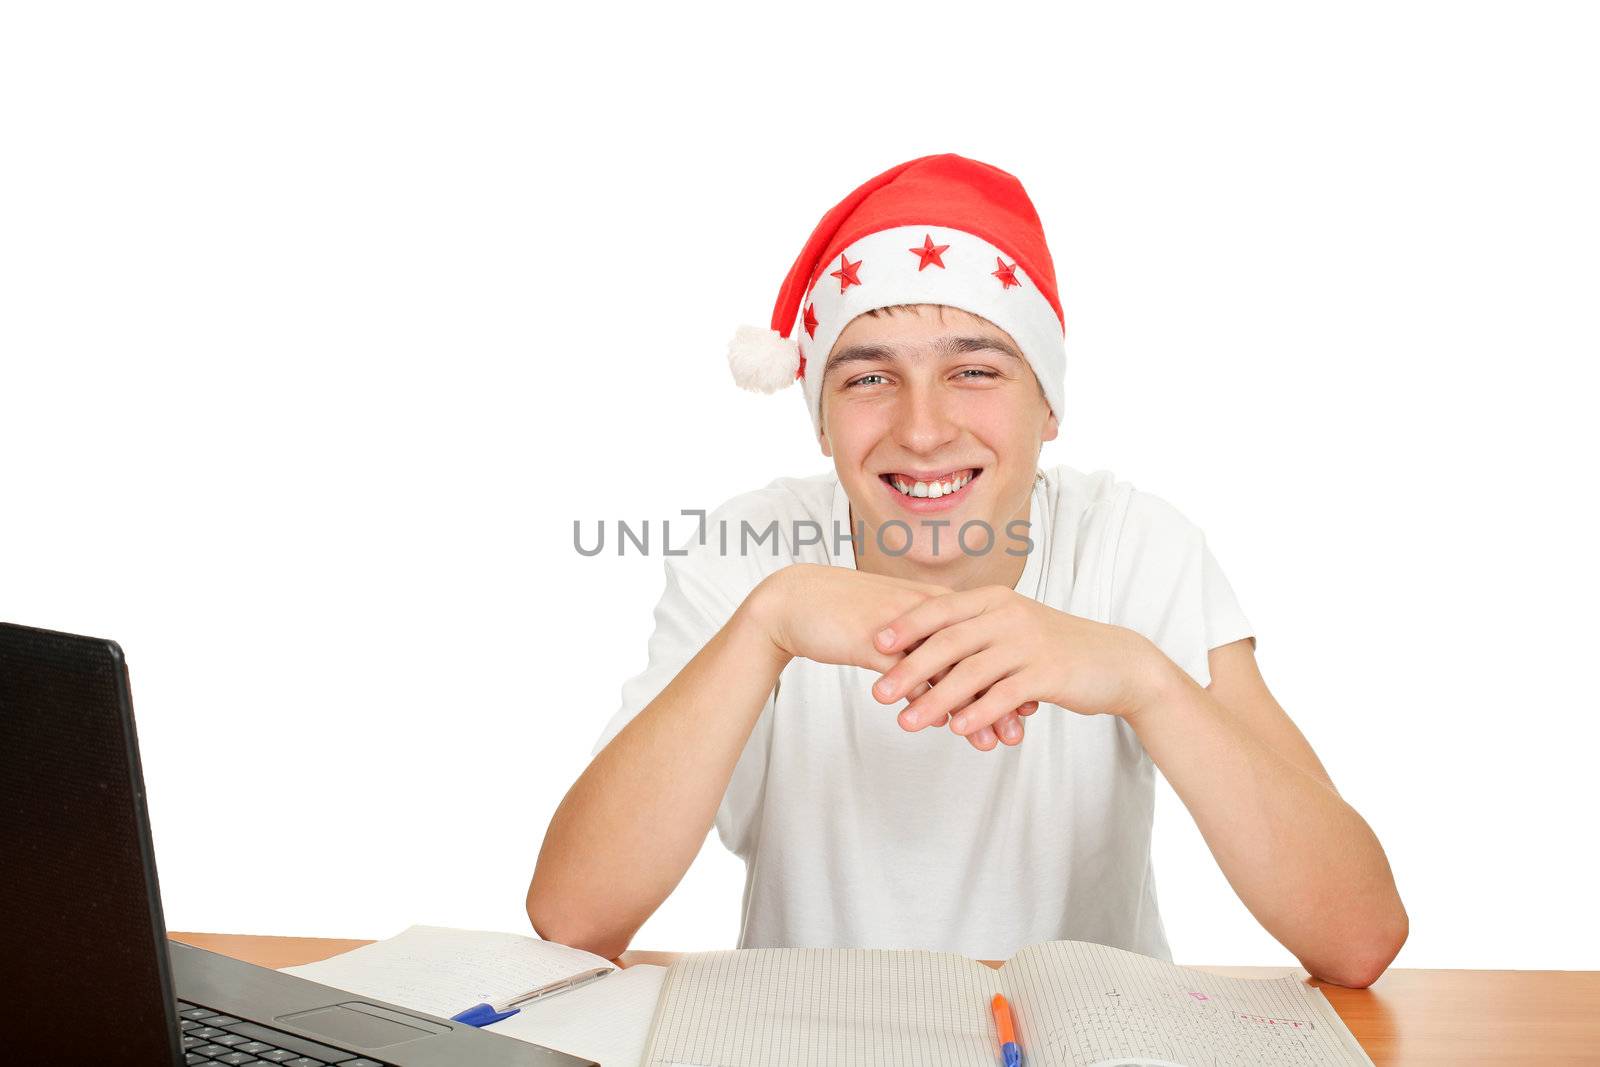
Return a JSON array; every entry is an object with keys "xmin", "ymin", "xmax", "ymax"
[
  {"xmin": 1200, "ymin": 536, "xmax": 1255, "ymax": 653},
  {"xmin": 1107, "ymin": 489, "xmax": 1255, "ymax": 688},
  {"xmin": 588, "ymin": 516, "xmax": 774, "ymax": 859}
]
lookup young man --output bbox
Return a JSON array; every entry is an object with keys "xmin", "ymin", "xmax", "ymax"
[{"xmin": 527, "ymin": 154, "xmax": 1408, "ymax": 988}]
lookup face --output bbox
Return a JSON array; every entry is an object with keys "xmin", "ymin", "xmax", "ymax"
[{"xmin": 818, "ymin": 304, "xmax": 1058, "ymax": 569}]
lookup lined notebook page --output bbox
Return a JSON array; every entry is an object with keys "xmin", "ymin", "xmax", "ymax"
[
  {"xmin": 279, "ymin": 925, "xmax": 615, "ymax": 1019},
  {"xmin": 1000, "ymin": 940, "xmax": 1373, "ymax": 1066},
  {"xmin": 641, "ymin": 947, "xmax": 1003, "ymax": 1067},
  {"xmin": 493, "ymin": 963, "xmax": 667, "ymax": 1066}
]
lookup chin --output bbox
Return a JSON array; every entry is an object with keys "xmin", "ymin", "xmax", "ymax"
[
  {"xmin": 896, "ymin": 542, "xmax": 975, "ymax": 570},
  {"xmin": 863, "ymin": 504, "xmax": 996, "ymax": 568}
]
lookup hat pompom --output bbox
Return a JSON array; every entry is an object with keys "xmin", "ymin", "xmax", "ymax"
[{"xmin": 727, "ymin": 325, "xmax": 801, "ymax": 393}]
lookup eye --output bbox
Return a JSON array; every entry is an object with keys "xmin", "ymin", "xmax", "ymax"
[
  {"xmin": 846, "ymin": 372, "xmax": 890, "ymax": 388},
  {"xmin": 956, "ymin": 368, "xmax": 1000, "ymax": 380}
]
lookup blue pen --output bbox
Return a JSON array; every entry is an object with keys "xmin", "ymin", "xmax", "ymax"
[{"xmin": 451, "ymin": 966, "xmax": 614, "ymax": 1027}]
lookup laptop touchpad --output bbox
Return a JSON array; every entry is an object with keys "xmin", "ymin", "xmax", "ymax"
[{"xmin": 280, "ymin": 1001, "xmax": 448, "ymax": 1049}]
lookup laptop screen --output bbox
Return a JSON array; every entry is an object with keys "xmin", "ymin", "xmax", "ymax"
[{"xmin": 0, "ymin": 622, "xmax": 183, "ymax": 1064}]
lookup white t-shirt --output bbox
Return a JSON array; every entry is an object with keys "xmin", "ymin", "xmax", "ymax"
[{"xmin": 591, "ymin": 464, "xmax": 1254, "ymax": 962}]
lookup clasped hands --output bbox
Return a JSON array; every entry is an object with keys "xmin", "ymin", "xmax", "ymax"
[{"xmin": 751, "ymin": 563, "xmax": 1171, "ymax": 751}]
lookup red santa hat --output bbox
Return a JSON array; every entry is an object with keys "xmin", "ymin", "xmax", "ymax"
[{"xmin": 727, "ymin": 153, "xmax": 1067, "ymax": 430}]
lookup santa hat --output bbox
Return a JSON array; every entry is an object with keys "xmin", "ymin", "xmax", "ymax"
[{"xmin": 727, "ymin": 153, "xmax": 1066, "ymax": 430}]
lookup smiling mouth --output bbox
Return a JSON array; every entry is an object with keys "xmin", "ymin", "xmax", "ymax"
[{"xmin": 878, "ymin": 468, "xmax": 982, "ymax": 499}]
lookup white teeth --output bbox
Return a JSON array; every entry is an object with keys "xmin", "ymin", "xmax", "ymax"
[{"xmin": 888, "ymin": 470, "xmax": 976, "ymax": 498}]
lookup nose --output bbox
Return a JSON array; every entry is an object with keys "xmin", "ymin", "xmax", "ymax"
[{"xmin": 891, "ymin": 379, "xmax": 959, "ymax": 456}]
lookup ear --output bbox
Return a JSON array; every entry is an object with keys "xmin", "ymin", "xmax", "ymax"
[
  {"xmin": 818, "ymin": 422, "xmax": 833, "ymax": 458},
  {"xmin": 1042, "ymin": 410, "xmax": 1059, "ymax": 443}
]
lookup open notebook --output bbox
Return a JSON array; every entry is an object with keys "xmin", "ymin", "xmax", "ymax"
[
  {"xmin": 641, "ymin": 939, "xmax": 1373, "ymax": 1067},
  {"xmin": 280, "ymin": 925, "xmax": 667, "ymax": 1066}
]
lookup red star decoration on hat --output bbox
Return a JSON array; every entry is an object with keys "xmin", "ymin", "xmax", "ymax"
[
  {"xmin": 992, "ymin": 257, "xmax": 1021, "ymax": 289},
  {"xmin": 802, "ymin": 302, "xmax": 818, "ymax": 338},
  {"xmin": 909, "ymin": 234, "xmax": 949, "ymax": 270},
  {"xmin": 830, "ymin": 253, "xmax": 862, "ymax": 293}
]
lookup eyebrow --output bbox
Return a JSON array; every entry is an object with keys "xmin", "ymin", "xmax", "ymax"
[{"xmin": 822, "ymin": 335, "xmax": 1026, "ymax": 378}]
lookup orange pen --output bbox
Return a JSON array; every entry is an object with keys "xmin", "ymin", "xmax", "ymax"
[{"xmin": 991, "ymin": 993, "xmax": 1022, "ymax": 1067}]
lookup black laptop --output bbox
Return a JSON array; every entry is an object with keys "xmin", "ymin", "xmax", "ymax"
[{"xmin": 0, "ymin": 621, "xmax": 594, "ymax": 1066}]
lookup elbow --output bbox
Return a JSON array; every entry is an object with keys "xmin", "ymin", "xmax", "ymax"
[
  {"xmin": 526, "ymin": 885, "xmax": 632, "ymax": 962},
  {"xmin": 1316, "ymin": 907, "xmax": 1409, "ymax": 989}
]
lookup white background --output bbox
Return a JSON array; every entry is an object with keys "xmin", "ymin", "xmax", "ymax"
[{"xmin": 3, "ymin": 2, "xmax": 1596, "ymax": 971}]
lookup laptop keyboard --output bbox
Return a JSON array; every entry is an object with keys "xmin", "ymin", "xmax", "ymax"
[{"xmin": 177, "ymin": 1001, "xmax": 391, "ymax": 1067}]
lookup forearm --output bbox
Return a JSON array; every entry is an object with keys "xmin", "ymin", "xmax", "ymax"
[
  {"xmin": 527, "ymin": 600, "xmax": 790, "ymax": 959},
  {"xmin": 1126, "ymin": 661, "xmax": 1408, "ymax": 988}
]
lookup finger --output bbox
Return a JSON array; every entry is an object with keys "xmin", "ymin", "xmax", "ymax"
[
  {"xmin": 948, "ymin": 692, "xmax": 1025, "ymax": 744},
  {"xmin": 899, "ymin": 650, "xmax": 1013, "ymax": 730},
  {"xmin": 874, "ymin": 617, "xmax": 990, "ymax": 704},
  {"xmin": 948, "ymin": 677, "xmax": 1030, "ymax": 738},
  {"xmin": 902, "ymin": 664, "xmax": 957, "ymax": 706},
  {"xmin": 968, "ymin": 723, "xmax": 999, "ymax": 750},
  {"xmin": 875, "ymin": 588, "xmax": 997, "ymax": 654},
  {"xmin": 994, "ymin": 711, "xmax": 1024, "ymax": 745},
  {"xmin": 918, "ymin": 691, "xmax": 1026, "ymax": 734},
  {"xmin": 901, "ymin": 652, "xmax": 1008, "ymax": 731}
]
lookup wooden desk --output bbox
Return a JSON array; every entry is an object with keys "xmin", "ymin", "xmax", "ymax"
[{"xmin": 169, "ymin": 932, "xmax": 1600, "ymax": 1065}]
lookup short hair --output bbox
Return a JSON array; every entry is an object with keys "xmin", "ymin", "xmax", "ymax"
[{"xmin": 862, "ymin": 302, "xmax": 948, "ymax": 320}]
